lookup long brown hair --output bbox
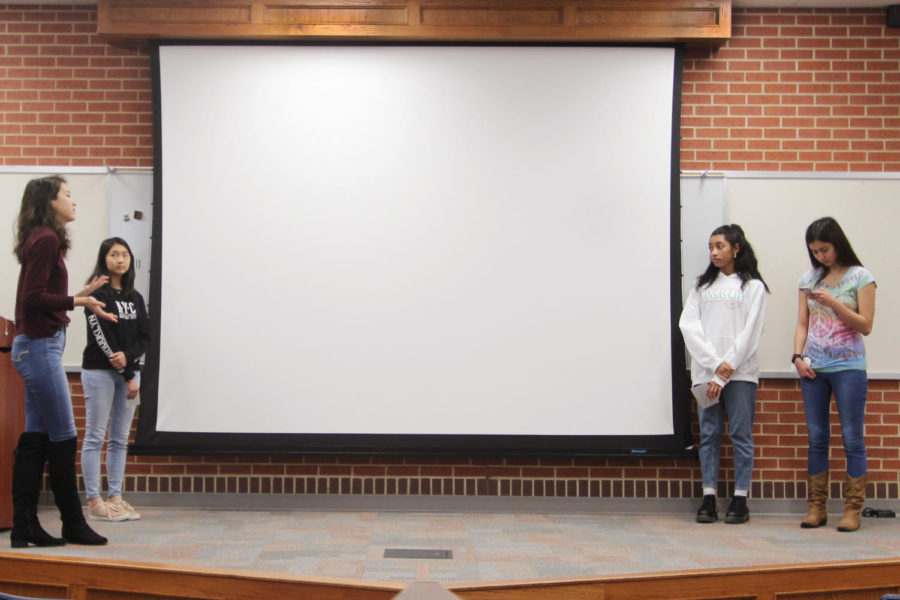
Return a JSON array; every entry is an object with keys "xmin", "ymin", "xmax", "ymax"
[{"xmin": 13, "ymin": 175, "xmax": 71, "ymax": 263}]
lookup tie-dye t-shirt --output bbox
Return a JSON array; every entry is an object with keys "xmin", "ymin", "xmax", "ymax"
[{"xmin": 799, "ymin": 265, "xmax": 875, "ymax": 372}]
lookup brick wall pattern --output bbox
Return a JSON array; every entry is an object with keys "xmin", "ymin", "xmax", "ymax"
[{"xmin": 2, "ymin": 5, "xmax": 898, "ymax": 500}]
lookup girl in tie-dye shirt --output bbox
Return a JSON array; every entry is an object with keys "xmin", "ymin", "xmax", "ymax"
[
  {"xmin": 798, "ymin": 265, "xmax": 875, "ymax": 371},
  {"xmin": 793, "ymin": 217, "xmax": 876, "ymax": 533}
]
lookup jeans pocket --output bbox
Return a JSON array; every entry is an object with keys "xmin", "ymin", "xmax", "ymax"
[{"xmin": 11, "ymin": 348, "xmax": 29, "ymax": 363}]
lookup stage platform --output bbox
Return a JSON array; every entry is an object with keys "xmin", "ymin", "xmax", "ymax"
[{"xmin": 4, "ymin": 499, "xmax": 900, "ymax": 584}]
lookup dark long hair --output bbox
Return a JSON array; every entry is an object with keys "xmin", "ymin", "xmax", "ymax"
[
  {"xmin": 87, "ymin": 237, "xmax": 137, "ymax": 299},
  {"xmin": 805, "ymin": 216, "xmax": 862, "ymax": 284},
  {"xmin": 696, "ymin": 224, "xmax": 769, "ymax": 292},
  {"xmin": 13, "ymin": 175, "xmax": 70, "ymax": 263}
]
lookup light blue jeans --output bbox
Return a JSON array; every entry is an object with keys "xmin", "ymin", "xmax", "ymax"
[
  {"xmin": 801, "ymin": 369, "xmax": 868, "ymax": 478},
  {"xmin": 80, "ymin": 369, "xmax": 139, "ymax": 500},
  {"xmin": 11, "ymin": 330, "xmax": 78, "ymax": 441},
  {"xmin": 698, "ymin": 380, "xmax": 757, "ymax": 493}
]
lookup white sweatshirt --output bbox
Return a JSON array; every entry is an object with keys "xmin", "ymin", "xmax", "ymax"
[{"xmin": 679, "ymin": 272, "xmax": 767, "ymax": 387}]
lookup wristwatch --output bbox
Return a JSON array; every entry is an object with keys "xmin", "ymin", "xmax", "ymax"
[{"xmin": 791, "ymin": 353, "xmax": 803, "ymax": 364}]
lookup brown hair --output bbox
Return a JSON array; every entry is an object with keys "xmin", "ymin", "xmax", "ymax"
[{"xmin": 13, "ymin": 175, "xmax": 71, "ymax": 263}]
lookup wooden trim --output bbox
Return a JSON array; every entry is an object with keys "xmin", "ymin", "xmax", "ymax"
[
  {"xmin": 97, "ymin": 0, "xmax": 731, "ymax": 44},
  {"xmin": 448, "ymin": 559, "xmax": 900, "ymax": 599},
  {"xmin": 0, "ymin": 553, "xmax": 402, "ymax": 600},
  {"xmin": 2, "ymin": 554, "xmax": 900, "ymax": 600}
]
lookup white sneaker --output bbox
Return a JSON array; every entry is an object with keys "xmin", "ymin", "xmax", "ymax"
[
  {"xmin": 88, "ymin": 500, "xmax": 130, "ymax": 522},
  {"xmin": 110, "ymin": 498, "xmax": 141, "ymax": 521}
]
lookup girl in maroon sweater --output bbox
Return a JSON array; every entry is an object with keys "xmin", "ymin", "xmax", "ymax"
[{"xmin": 10, "ymin": 175, "xmax": 115, "ymax": 547}]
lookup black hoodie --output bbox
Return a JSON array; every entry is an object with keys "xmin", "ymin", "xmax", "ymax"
[{"xmin": 81, "ymin": 286, "xmax": 150, "ymax": 381}]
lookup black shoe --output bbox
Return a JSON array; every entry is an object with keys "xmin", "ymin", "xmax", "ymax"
[
  {"xmin": 696, "ymin": 494, "xmax": 718, "ymax": 523},
  {"xmin": 725, "ymin": 495, "xmax": 750, "ymax": 524},
  {"xmin": 61, "ymin": 519, "xmax": 108, "ymax": 546},
  {"xmin": 10, "ymin": 510, "xmax": 66, "ymax": 548}
]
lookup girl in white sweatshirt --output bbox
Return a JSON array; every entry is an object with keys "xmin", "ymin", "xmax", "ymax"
[{"xmin": 679, "ymin": 224, "xmax": 768, "ymax": 525}]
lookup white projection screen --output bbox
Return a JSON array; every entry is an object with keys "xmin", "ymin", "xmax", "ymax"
[{"xmin": 136, "ymin": 43, "xmax": 691, "ymax": 456}]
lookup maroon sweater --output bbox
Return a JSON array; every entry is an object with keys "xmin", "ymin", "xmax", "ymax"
[{"xmin": 15, "ymin": 226, "xmax": 75, "ymax": 338}]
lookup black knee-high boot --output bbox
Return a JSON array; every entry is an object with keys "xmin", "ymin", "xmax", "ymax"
[
  {"xmin": 10, "ymin": 432, "xmax": 66, "ymax": 548},
  {"xmin": 46, "ymin": 437, "xmax": 107, "ymax": 545}
]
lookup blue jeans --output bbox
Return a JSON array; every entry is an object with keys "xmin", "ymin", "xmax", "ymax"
[
  {"xmin": 11, "ymin": 330, "xmax": 77, "ymax": 441},
  {"xmin": 698, "ymin": 380, "xmax": 757, "ymax": 493},
  {"xmin": 81, "ymin": 369, "xmax": 139, "ymax": 500},
  {"xmin": 801, "ymin": 369, "xmax": 867, "ymax": 478}
]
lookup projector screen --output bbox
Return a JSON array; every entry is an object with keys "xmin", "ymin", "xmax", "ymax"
[{"xmin": 136, "ymin": 43, "xmax": 689, "ymax": 455}]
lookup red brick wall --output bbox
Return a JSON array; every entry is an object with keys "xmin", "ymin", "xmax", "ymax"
[
  {"xmin": 0, "ymin": 5, "xmax": 151, "ymax": 167},
  {"xmin": 4, "ymin": 5, "xmax": 899, "ymax": 500},
  {"xmin": 682, "ymin": 8, "xmax": 900, "ymax": 172}
]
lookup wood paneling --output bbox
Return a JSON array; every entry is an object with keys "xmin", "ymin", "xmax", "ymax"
[
  {"xmin": 107, "ymin": 4, "xmax": 253, "ymax": 24},
  {"xmin": 0, "ymin": 552, "xmax": 402, "ymax": 600},
  {"xmin": 419, "ymin": 7, "xmax": 564, "ymax": 27},
  {"xmin": 448, "ymin": 559, "xmax": 900, "ymax": 600},
  {"xmin": 97, "ymin": 0, "xmax": 730, "ymax": 44},
  {"xmin": 265, "ymin": 6, "xmax": 409, "ymax": 26}
]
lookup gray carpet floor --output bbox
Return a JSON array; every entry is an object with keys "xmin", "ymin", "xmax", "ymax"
[{"xmin": 7, "ymin": 500, "xmax": 900, "ymax": 585}]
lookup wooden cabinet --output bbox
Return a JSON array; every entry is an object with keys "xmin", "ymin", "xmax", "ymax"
[{"xmin": 0, "ymin": 315, "xmax": 25, "ymax": 529}]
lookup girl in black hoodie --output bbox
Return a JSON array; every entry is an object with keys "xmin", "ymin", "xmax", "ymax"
[{"xmin": 81, "ymin": 237, "xmax": 151, "ymax": 522}]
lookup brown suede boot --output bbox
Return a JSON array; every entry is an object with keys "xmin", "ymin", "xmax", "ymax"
[
  {"xmin": 837, "ymin": 473, "xmax": 867, "ymax": 532},
  {"xmin": 801, "ymin": 472, "xmax": 829, "ymax": 528}
]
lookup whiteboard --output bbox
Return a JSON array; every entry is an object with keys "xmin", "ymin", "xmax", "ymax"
[
  {"xmin": 680, "ymin": 174, "xmax": 726, "ymax": 305},
  {"xmin": 725, "ymin": 175, "xmax": 897, "ymax": 378},
  {"xmin": 0, "ymin": 171, "xmax": 108, "ymax": 368},
  {"xmin": 0, "ymin": 169, "xmax": 152, "ymax": 369}
]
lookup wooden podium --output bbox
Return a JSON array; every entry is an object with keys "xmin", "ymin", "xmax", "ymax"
[{"xmin": 0, "ymin": 315, "xmax": 25, "ymax": 529}]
